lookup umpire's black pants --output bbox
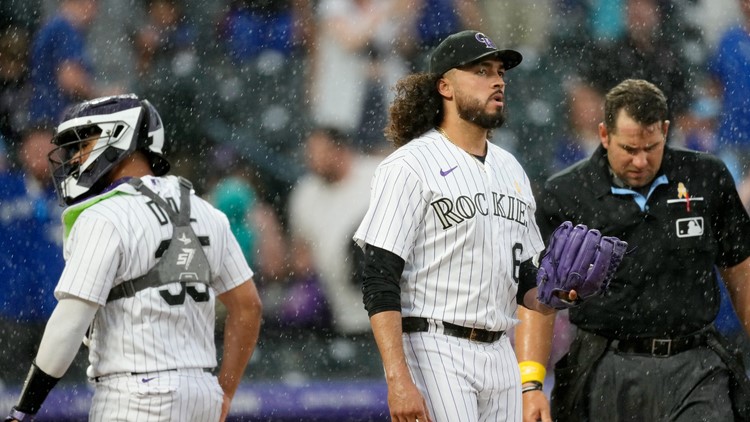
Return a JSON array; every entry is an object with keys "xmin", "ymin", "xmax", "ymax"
[{"xmin": 588, "ymin": 346, "xmax": 733, "ymax": 421}]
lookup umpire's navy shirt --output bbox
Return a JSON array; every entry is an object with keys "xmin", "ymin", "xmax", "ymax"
[{"xmin": 536, "ymin": 145, "xmax": 750, "ymax": 339}]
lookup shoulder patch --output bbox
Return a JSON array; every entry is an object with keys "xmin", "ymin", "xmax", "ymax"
[{"xmin": 62, "ymin": 190, "xmax": 124, "ymax": 240}]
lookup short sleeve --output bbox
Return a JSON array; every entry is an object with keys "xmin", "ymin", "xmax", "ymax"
[
  {"xmin": 714, "ymin": 161, "xmax": 750, "ymax": 268},
  {"xmin": 353, "ymin": 162, "xmax": 425, "ymax": 260},
  {"xmin": 55, "ymin": 215, "xmax": 122, "ymax": 305}
]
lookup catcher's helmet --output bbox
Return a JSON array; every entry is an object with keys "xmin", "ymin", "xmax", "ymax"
[{"xmin": 48, "ymin": 94, "xmax": 170, "ymax": 205}]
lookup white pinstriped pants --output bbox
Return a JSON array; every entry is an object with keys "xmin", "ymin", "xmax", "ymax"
[
  {"xmin": 403, "ymin": 331, "xmax": 522, "ymax": 422},
  {"xmin": 89, "ymin": 368, "xmax": 223, "ymax": 422}
]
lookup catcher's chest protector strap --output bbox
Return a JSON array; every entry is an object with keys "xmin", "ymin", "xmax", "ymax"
[{"xmin": 106, "ymin": 177, "xmax": 212, "ymax": 303}]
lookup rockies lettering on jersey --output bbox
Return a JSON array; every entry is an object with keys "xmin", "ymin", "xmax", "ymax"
[
  {"xmin": 354, "ymin": 129, "xmax": 545, "ymax": 333},
  {"xmin": 354, "ymin": 128, "xmax": 541, "ymax": 422},
  {"xmin": 431, "ymin": 192, "xmax": 529, "ymax": 229}
]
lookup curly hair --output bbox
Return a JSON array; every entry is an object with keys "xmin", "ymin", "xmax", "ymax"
[{"xmin": 384, "ymin": 73, "xmax": 443, "ymax": 147}]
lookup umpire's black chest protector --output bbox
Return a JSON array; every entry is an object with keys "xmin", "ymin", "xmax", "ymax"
[{"xmin": 106, "ymin": 177, "xmax": 212, "ymax": 303}]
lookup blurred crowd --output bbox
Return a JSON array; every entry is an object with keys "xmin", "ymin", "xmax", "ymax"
[{"xmin": 1, "ymin": 0, "xmax": 750, "ymax": 386}]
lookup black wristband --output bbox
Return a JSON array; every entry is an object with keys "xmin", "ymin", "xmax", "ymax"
[
  {"xmin": 521, "ymin": 380, "xmax": 543, "ymax": 394},
  {"xmin": 15, "ymin": 362, "xmax": 60, "ymax": 414}
]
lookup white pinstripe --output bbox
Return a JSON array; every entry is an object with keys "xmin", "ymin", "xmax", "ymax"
[
  {"xmin": 404, "ymin": 332, "xmax": 521, "ymax": 422},
  {"xmin": 354, "ymin": 129, "xmax": 543, "ymax": 421},
  {"xmin": 53, "ymin": 175, "xmax": 252, "ymax": 420},
  {"xmin": 88, "ymin": 369, "xmax": 223, "ymax": 422},
  {"xmin": 354, "ymin": 129, "xmax": 544, "ymax": 330}
]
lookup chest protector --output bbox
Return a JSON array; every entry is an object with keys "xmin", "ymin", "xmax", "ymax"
[{"xmin": 106, "ymin": 177, "xmax": 211, "ymax": 303}]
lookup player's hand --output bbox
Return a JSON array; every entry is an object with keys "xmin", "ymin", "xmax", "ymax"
[
  {"xmin": 522, "ymin": 389, "xmax": 552, "ymax": 422},
  {"xmin": 219, "ymin": 393, "xmax": 231, "ymax": 422},
  {"xmin": 387, "ymin": 378, "xmax": 432, "ymax": 422},
  {"xmin": 559, "ymin": 289, "xmax": 578, "ymax": 302},
  {"xmin": 534, "ymin": 289, "xmax": 579, "ymax": 314},
  {"xmin": 536, "ymin": 221, "xmax": 627, "ymax": 309}
]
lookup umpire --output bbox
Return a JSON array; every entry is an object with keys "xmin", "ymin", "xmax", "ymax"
[{"xmin": 516, "ymin": 79, "xmax": 750, "ymax": 422}]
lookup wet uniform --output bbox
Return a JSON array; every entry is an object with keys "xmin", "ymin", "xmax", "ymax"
[
  {"xmin": 56, "ymin": 175, "xmax": 252, "ymax": 421},
  {"xmin": 354, "ymin": 129, "xmax": 545, "ymax": 421},
  {"xmin": 536, "ymin": 145, "xmax": 750, "ymax": 421}
]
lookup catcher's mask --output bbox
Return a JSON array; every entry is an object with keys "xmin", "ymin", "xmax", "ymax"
[{"xmin": 48, "ymin": 94, "xmax": 170, "ymax": 205}]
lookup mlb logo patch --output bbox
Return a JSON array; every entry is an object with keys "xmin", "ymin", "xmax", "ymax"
[{"xmin": 676, "ymin": 217, "xmax": 704, "ymax": 238}]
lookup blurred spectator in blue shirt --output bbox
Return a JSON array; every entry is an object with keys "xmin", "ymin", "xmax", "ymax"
[
  {"xmin": 551, "ymin": 80, "xmax": 605, "ymax": 172},
  {"xmin": 408, "ymin": 0, "xmax": 481, "ymax": 71},
  {"xmin": 133, "ymin": 0, "xmax": 197, "ymax": 76},
  {"xmin": 28, "ymin": 0, "xmax": 98, "ymax": 126},
  {"xmin": 0, "ymin": 126, "xmax": 65, "ymax": 384},
  {"xmin": 707, "ymin": 0, "xmax": 750, "ymax": 208},
  {"xmin": 217, "ymin": 0, "xmax": 309, "ymax": 64},
  {"xmin": 210, "ymin": 0, "xmax": 314, "ymax": 160},
  {"xmin": 0, "ymin": 25, "xmax": 31, "ymax": 153},
  {"xmin": 131, "ymin": 0, "xmax": 202, "ymax": 158},
  {"xmin": 670, "ymin": 93, "xmax": 721, "ymax": 154},
  {"xmin": 413, "ymin": 0, "xmax": 481, "ymax": 48}
]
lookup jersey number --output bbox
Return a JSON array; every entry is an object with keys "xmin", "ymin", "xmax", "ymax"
[
  {"xmin": 511, "ymin": 243, "xmax": 523, "ymax": 284},
  {"xmin": 159, "ymin": 282, "xmax": 210, "ymax": 306},
  {"xmin": 147, "ymin": 198, "xmax": 179, "ymax": 225}
]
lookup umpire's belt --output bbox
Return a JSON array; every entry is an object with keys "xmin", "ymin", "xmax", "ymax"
[
  {"xmin": 402, "ymin": 317, "xmax": 504, "ymax": 343},
  {"xmin": 610, "ymin": 331, "xmax": 708, "ymax": 357}
]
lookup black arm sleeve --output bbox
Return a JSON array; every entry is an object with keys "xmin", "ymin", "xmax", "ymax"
[
  {"xmin": 15, "ymin": 362, "xmax": 60, "ymax": 414},
  {"xmin": 517, "ymin": 258, "xmax": 538, "ymax": 307},
  {"xmin": 361, "ymin": 243, "xmax": 405, "ymax": 317}
]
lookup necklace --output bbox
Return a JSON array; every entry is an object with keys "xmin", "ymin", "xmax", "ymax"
[
  {"xmin": 435, "ymin": 126, "xmax": 451, "ymax": 142},
  {"xmin": 436, "ymin": 127, "xmax": 487, "ymax": 164}
]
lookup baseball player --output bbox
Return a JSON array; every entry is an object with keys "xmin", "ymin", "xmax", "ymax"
[
  {"xmin": 353, "ymin": 30, "xmax": 624, "ymax": 422},
  {"xmin": 4, "ymin": 94, "xmax": 262, "ymax": 422}
]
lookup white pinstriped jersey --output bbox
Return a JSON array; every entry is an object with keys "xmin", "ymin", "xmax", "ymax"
[
  {"xmin": 54, "ymin": 175, "xmax": 253, "ymax": 378},
  {"xmin": 354, "ymin": 129, "xmax": 545, "ymax": 332}
]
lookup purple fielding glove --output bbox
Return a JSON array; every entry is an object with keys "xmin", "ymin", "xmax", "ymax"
[{"xmin": 536, "ymin": 221, "xmax": 628, "ymax": 309}]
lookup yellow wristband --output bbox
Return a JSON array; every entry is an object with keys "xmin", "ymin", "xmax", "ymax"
[{"xmin": 519, "ymin": 360, "xmax": 546, "ymax": 385}]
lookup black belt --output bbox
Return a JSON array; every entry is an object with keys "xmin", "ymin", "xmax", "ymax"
[
  {"xmin": 610, "ymin": 332, "xmax": 708, "ymax": 357},
  {"xmin": 402, "ymin": 317, "xmax": 504, "ymax": 343},
  {"xmin": 92, "ymin": 368, "xmax": 212, "ymax": 382}
]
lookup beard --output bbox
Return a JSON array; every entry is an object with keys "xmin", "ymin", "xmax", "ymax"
[{"xmin": 455, "ymin": 93, "xmax": 506, "ymax": 129}]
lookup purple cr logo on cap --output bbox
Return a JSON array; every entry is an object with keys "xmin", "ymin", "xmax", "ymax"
[{"xmin": 475, "ymin": 32, "xmax": 497, "ymax": 49}]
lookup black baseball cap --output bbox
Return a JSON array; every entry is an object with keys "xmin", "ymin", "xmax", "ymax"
[{"xmin": 429, "ymin": 30, "xmax": 523, "ymax": 75}]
